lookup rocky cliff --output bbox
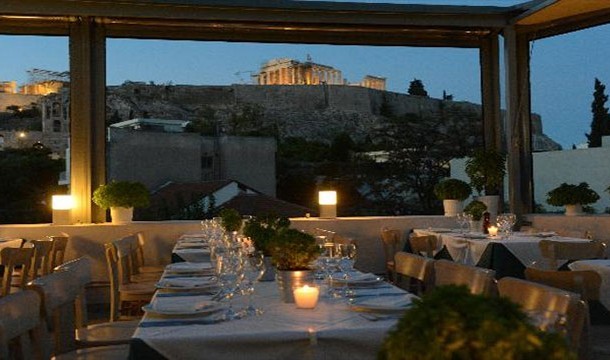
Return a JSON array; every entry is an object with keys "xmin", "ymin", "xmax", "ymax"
[{"xmin": 106, "ymin": 83, "xmax": 561, "ymax": 151}]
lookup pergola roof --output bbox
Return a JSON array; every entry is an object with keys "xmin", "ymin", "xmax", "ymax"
[{"xmin": 1, "ymin": 0, "xmax": 609, "ymax": 222}]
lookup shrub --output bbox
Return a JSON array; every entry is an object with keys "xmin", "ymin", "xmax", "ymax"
[
  {"xmin": 92, "ymin": 180, "xmax": 150, "ymax": 209},
  {"xmin": 546, "ymin": 182, "xmax": 600, "ymax": 206},
  {"xmin": 434, "ymin": 178, "xmax": 472, "ymax": 200},
  {"xmin": 464, "ymin": 200, "xmax": 487, "ymax": 221},
  {"xmin": 268, "ymin": 228, "xmax": 320, "ymax": 270}
]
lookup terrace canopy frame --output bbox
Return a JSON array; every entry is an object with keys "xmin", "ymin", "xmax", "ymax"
[{"xmin": 1, "ymin": 0, "xmax": 609, "ymax": 223}]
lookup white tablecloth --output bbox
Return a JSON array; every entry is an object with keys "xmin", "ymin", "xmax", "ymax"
[
  {"xmin": 414, "ymin": 229, "xmax": 589, "ymax": 268},
  {"xmin": 568, "ymin": 259, "xmax": 610, "ymax": 310},
  {"xmin": 133, "ymin": 281, "xmax": 397, "ymax": 360}
]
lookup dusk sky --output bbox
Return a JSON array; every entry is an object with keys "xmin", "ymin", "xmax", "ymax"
[{"xmin": 0, "ymin": 2, "xmax": 608, "ymax": 149}]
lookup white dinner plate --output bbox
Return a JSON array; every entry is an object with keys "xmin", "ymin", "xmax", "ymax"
[
  {"xmin": 166, "ymin": 262, "xmax": 213, "ymax": 271},
  {"xmin": 156, "ymin": 277, "xmax": 218, "ymax": 290},
  {"xmin": 350, "ymin": 294, "xmax": 415, "ymax": 314},
  {"xmin": 142, "ymin": 301, "xmax": 223, "ymax": 317},
  {"xmin": 332, "ymin": 274, "xmax": 384, "ymax": 287}
]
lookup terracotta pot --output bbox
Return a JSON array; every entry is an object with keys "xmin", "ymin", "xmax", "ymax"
[
  {"xmin": 110, "ymin": 207, "xmax": 133, "ymax": 224},
  {"xmin": 260, "ymin": 256, "xmax": 276, "ymax": 282},
  {"xmin": 564, "ymin": 204, "xmax": 583, "ymax": 216},
  {"xmin": 443, "ymin": 199, "xmax": 463, "ymax": 217},
  {"xmin": 275, "ymin": 269, "xmax": 314, "ymax": 303}
]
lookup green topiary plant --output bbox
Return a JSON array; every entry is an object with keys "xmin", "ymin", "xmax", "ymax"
[
  {"xmin": 379, "ymin": 285, "xmax": 575, "ymax": 360},
  {"xmin": 268, "ymin": 228, "xmax": 320, "ymax": 271},
  {"xmin": 465, "ymin": 148, "xmax": 506, "ymax": 195},
  {"xmin": 218, "ymin": 208, "xmax": 242, "ymax": 232},
  {"xmin": 464, "ymin": 200, "xmax": 487, "ymax": 221},
  {"xmin": 92, "ymin": 180, "xmax": 150, "ymax": 209},
  {"xmin": 434, "ymin": 178, "xmax": 472, "ymax": 200},
  {"xmin": 242, "ymin": 214, "xmax": 291, "ymax": 256},
  {"xmin": 547, "ymin": 182, "xmax": 600, "ymax": 206}
]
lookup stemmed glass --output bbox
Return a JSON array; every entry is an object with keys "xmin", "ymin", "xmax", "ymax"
[
  {"xmin": 336, "ymin": 243, "xmax": 357, "ymax": 299},
  {"xmin": 216, "ymin": 252, "xmax": 244, "ymax": 320},
  {"xmin": 456, "ymin": 212, "xmax": 468, "ymax": 234},
  {"xmin": 241, "ymin": 251, "xmax": 265, "ymax": 316}
]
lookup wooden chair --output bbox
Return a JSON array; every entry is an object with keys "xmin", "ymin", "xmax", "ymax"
[
  {"xmin": 0, "ymin": 290, "xmax": 46, "ymax": 360},
  {"xmin": 29, "ymin": 239, "xmax": 54, "ymax": 279},
  {"xmin": 104, "ymin": 242, "xmax": 155, "ymax": 322},
  {"xmin": 48, "ymin": 235, "xmax": 70, "ymax": 270},
  {"xmin": 409, "ymin": 234, "xmax": 437, "ymax": 258},
  {"xmin": 539, "ymin": 240, "xmax": 606, "ymax": 269},
  {"xmin": 433, "ymin": 259, "xmax": 496, "ymax": 296},
  {"xmin": 114, "ymin": 235, "xmax": 161, "ymax": 283},
  {"xmin": 133, "ymin": 232, "xmax": 165, "ymax": 274},
  {"xmin": 50, "ymin": 257, "xmax": 140, "ymax": 347},
  {"xmin": 1, "ymin": 247, "xmax": 34, "ymax": 296},
  {"xmin": 524, "ymin": 267, "xmax": 602, "ymax": 302},
  {"xmin": 27, "ymin": 268, "xmax": 130, "ymax": 359},
  {"xmin": 497, "ymin": 277, "xmax": 588, "ymax": 358},
  {"xmin": 394, "ymin": 251, "xmax": 434, "ymax": 295},
  {"xmin": 380, "ymin": 228, "xmax": 402, "ymax": 282}
]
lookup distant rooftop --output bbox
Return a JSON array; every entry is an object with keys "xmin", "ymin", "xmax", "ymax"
[{"xmin": 110, "ymin": 118, "xmax": 191, "ymax": 133}]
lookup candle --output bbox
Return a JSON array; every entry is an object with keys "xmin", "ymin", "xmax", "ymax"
[
  {"xmin": 293, "ymin": 285, "xmax": 320, "ymax": 309},
  {"xmin": 488, "ymin": 226, "xmax": 499, "ymax": 237}
]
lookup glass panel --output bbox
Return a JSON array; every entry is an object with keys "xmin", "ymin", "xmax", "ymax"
[{"xmin": 0, "ymin": 35, "xmax": 69, "ymax": 224}]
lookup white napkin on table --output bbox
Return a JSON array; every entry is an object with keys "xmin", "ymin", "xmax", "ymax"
[
  {"xmin": 158, "ymin": 277, "xmax": 217, "ymax": 288},
  {"xmin": 356, "ymin": 293, "xmax": 416, "ymax": 308}
]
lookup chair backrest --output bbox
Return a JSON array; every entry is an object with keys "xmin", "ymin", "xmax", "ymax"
[
  {"xmin": 1, "ymin": 247, "xmax": 34, "ymax": 296},
  {"xmin": 54, "ymin": 257, "xmax": 93, "ymax": 328},
  {"xmin": 394, "ymin": 251, "xmax": 434, "ymax": 294},
  {"xmin": 48, "ymin": 235, "xmax": 69, "ymax": 270},
  {"xmin": 112, "ymin": 235, "xmax": 136, "ymax": 284},
  {"xmin": 409, "ymin": 235, "xmax": 437, "ymax": 258},
  {"xmin": 524, "ymin": 267, "xmax": 602, "ymax": 301},
  {"xmin": 497, "ymin": 277, "xmax": 588, "ymax": 354},
  {"xmin": 380, "ymin": 228, "xmax": 401, "ymax": 265},
  {"xmin": 104, "ymin": 243, "xmax": 122, "ymax": 322},
  {"xmin": 0, "ymin": 290, "xmax": 44, "ymax": 360},
  {"xmin": 28, "ymin": 268, "xmax": 83, "ymax": 355},
  {"xmin": 433, "ymin": 259, "xmax": 496, "ymax": 296},
  {"xmin": 29, "ymin": 239, "xmax": 54, "ymax": 279},
  {"xmin": 539, "ymin": 240, "xmax": 605, "ymax": 268}
]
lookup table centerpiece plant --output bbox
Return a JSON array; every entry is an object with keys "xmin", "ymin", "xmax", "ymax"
[
  {"xmin": 463, "ymin": 200, "xmax": 487, "ymax": 233},
  {"xmin": 379, "ymin": 285, "xmax": 574, "ymax": 360},
  {"xmin": 218, "ymin": 208, "xmax": 243, "ymax": 233},
  {"xmin": 242, "ymin": 214, "xmax": 291, "ymax": 281},
  {"xmin": 268, "ymin": 228, "xmax": 320, "ymax": 303},
  {"xmin": 433, "ymin": 178, "xmax": 472, "ymax": 217},
  {"xmin": 546, "ymin": 182, "xmax": 600, "ymax": 216},
  {"xmin": 465, "ymin": 148, "xmax": 506, "ymax": 216},
  {"xmin": 92, "ymin": 180, "xmax": 150, "ymax": 224}
]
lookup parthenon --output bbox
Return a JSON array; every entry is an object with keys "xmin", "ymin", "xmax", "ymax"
[{"xmin": 255, "ymin": 58, "xmax": 343, "ymax": 86}]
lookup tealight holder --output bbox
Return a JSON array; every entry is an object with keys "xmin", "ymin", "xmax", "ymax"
[
  {"xmin": 488, "ymin": 226, "xmax": 499, "ymax": 237},
  {"xmin": 293, "ymin": 284, "xmax": 320, "ymax": 309}
]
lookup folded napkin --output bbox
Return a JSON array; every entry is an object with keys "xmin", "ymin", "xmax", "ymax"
[
  {"xmin": 157, "ymin": 277, "xmax": 217, "ymax": 288},
  {"xmin": 175, "ymin": 248, "xmax": 211, "ymax": 253},
  {"xmin": 356, "ymin": 294, "xmax": 416, "ymax": 309},
  {"xmin": 166, "ymin": 262, "xmax": 212, "ymax": 271},
  {"xmin": 151, "ymin": 297, "xmax": 217, "ymax": 313}
]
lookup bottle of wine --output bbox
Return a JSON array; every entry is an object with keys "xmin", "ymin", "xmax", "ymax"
[{"xmin": 482, "ymin": 211, "xmax": 491, "ymax": 234}]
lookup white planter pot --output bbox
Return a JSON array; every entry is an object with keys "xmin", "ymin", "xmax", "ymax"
[
  {"xmin": 469, "ymin": 220, "xmax": 482, "ymax": 234},
  {"xmin": 110, "ymin": 207, "xmax": 133, "ymax": 224},
  {"xmin": 564, "ymin": 204, "xmax": 583, "ymax": 216},
  {"xmin": 443, "ymin": 199, "xmax": 463, "ymax": 217},
  {"xmin": 478, "ymin": 195, "xmax": 499, "ymax": 217}
]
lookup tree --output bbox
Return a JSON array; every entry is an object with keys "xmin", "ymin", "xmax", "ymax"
[
  {"xmin": 0, "ymin": 148, "xmax": 64, "ymax": 223},
  {"xmin": 586, "ymin": 78, "xmax": 610, "ymax": 148},
  {"xmin": 407, "ymin": 79, "xmax": 428, "ymax": 97}
]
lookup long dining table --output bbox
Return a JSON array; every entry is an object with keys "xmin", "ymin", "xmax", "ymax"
[
  {"xmin": 129, "ymin": 233, "xmax": 414, "ymax": 360},
  {"xmin": 413, "ymin": 228, "xmax": 591, "ymax": 278}
]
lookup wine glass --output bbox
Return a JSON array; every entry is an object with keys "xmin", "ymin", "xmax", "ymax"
[
  {"xmin": 456, "ymin": 212, "xmax": 469, "ymax": 234},
  {"xmin": 241, "ymin": 251, "xmax": 265, "ymax": 316},
  {"xmin": 336, "ymin": 243, "xmax": 357, "ymax": 299},
  {"xmin": 216, "ymin": 253, "xmax": 244, "ymax": 320}
]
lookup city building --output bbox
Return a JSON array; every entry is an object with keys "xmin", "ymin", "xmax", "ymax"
[{"xmin": 0, "ymin": 81, "xmax": 17, "ymax": 94}]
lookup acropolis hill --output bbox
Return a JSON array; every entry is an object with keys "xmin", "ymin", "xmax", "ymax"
[{"xmin": 106, "ymin": 82, "xmax": 561, "ymax": 151}]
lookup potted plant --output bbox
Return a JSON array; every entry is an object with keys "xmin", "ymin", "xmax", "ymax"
[
  {"xmin": 268, "ymin": 228, "xmax": 320, "ymax": 303},
  {"xmin": 547, "ymin": 182, "xmax": 600, "ymax": 216},
  {"xmin": 433, "ymin": 178, "xmax": 472, "ymax": 217},
  {"xmin": 379, "ymin": 285, "xmax": 574, "ymax": 360},
  {"xmin": 464, "ymin": 200, "xmax": 487, "ymax": 233},
  {"xmin": 218, "ymin": 208, "xmax": 242, "ymax": 233},
  {"xmin": 465, "ymin": 148, "xmax": 506, "ymax": 216},
  {"xmin": 92, "ymin": 180, "xmax": 150, "ymax": 224},
  {"xmin": 242, "ymin": 214, "xmax": 291, "ymax": 281}
]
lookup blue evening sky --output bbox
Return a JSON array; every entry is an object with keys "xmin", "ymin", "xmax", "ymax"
[{"xmin": 0, "ymin": 11, "xmax": 608, "ymax": 149}]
